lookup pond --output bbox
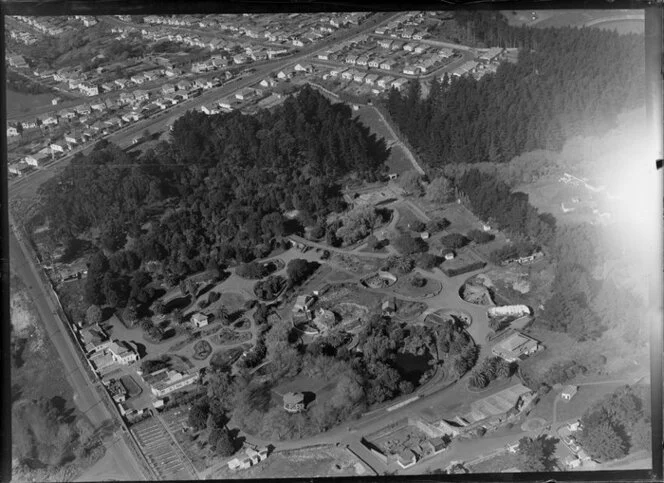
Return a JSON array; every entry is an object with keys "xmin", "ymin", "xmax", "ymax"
[
  {"xmin": 165, "ymin": 295, "xmax": 191, "ymax": 313},
  {"xmin": 393, "ymin": 349, "xmax": 433, "ymax": 386}
]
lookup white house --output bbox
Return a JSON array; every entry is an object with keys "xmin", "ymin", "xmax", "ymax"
[
  {"xmin": 561, "ymin": 385, "xmax": 578, "ymax": 401},
  {"xmin": 108, "ymin": 341, "xmax": 139, "ymax": 365},
  {"xmin": 191, "ymin": 313, "xmax": 209, "ymax": 328},
  {"xmin": 7, "ymin": 126, "xmax": 19, "ymax": 137},
  {"xmin": 568, "ymin": 420, "xmax": 582, "ymax": 432}
]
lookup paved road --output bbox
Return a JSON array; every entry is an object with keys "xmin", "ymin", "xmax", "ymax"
[
  {"xmin": 8, "ymin": 12, "xmax": 401, "ymax": 204},
  {"xmin": 9, "ymin": 223, "xmax": 147, "ymax": 481}
]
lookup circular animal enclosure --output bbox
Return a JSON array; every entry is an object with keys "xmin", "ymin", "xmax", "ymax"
[{"xmin": 361, "ymin": 271, "xmax": 397, "ymax": 289}]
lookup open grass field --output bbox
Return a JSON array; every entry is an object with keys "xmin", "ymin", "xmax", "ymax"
[
  {"xmin": 502, "ymin": 9, "xmax": 642, "ymax": 29},
  {"xmin": 6, "ymin": 88, "xmax": 58, "ymax": 119},
  {"xmin": 529, "ymin": 380, "xmax": 628, "ymax": 424},
  {"xmin": 515, "ymin": 177, "xmax": 599, "ymax": 226},
  {"xmin": 385, "ymin": 144, "xmax": 417, "ymax": 175},
  {"xmin": 213, "ymin": 446, "xmax": 364, "ymax": 479},
  {"xmin": 467, "ymin": 451, "xmax": 520, "ymax": 473},
  {"xmin": 389, "ymin": 275, "xmax": 442, "ymax": 298}
]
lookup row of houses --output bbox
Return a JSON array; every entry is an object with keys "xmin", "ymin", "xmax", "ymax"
[
  {"xmin": 328, "ymin": 67, "xmax": 409, "ymax": 91},
  {"xmin": 12, "ymin": 15, "xmax": 70, "ymax": 36},
  {"xmin": 8, "ymin": 28, "xmax": 39, "ymax": 45}
]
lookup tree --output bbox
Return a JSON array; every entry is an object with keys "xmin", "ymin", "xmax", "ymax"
[
  {"xmin": 152, "ymin": 299, "xmax": 166, "ymax": 315},
  {"xmin": 121, "ymin": 305, "xmax": 138, "ymax": 325},
  {"xmin": 578, "ymin": 420, "xmax": 626, "ymax": 461},
  {"xmin": 467, "ymin": 229, "xmax": 495, "ymax": 244},
  {"xmin": 426, "ymin": 217, "xmax": 450, "ymax": 233},
  {"xmin": 410, "ymin": 274, "xmax": 426, "ymax": 287},
  {"xmin": 336, "ymin": 205, "xmax": 378, "ymax": 245},
  {"xmin": 516, "ymin": 436, "xmax": 547, "ymax": 472},
  {"xmin": 215, "ymin": 305, "xmax": 230, "ymax": 324},
  {"xmin": 366, "ymin": 235, "xmax": 380, "ymax": 250},
  {"xmin": 496, "ymin": 358, "xmax": 512, "ymax": 379},
  {"xmin": 209, "ymin": 427, "xmax": 235, "ymax": 456},
  {"xmin": 414, "ymin": 252, "xmax": 439, "ymax": 270},
  {"xmin": 425, "ymin": 176, "xmax": 452, "ymax": 204},
  {"xmin": 441, "ymin": 233, "xmax": 469, "ymax": 249},
  {"xmin": 398, "ymin": 170, "xmax": 423, "ymax": 196},
  {"xmin": 393, "ymin": 233, "xmax": 428, "ymax": 256},
  {"xmin": 85, "ymin": 304, "xmax": 102, "ymax": 326},
  {"xmin": 468, "ymin": 370, "xmax": 488, "ymax": 389},
  {"xmin": 287, "ymin": 258, "xmax": 316, "ymax": 285},
  {"xmin": 187, "ymin": 400, "xmax": 209, "ymax": 431}
]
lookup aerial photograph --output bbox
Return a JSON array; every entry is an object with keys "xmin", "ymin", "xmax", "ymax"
[{"xmin": 6, "ymin": 6, "xmax": 657, "ymax": 482}]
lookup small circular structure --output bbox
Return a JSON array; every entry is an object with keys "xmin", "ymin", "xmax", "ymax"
[{"xmin": 361, "ymin": 271, "xmax": 397, "ymax": 289}]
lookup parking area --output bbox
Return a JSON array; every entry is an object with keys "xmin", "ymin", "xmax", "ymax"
[{"xmin": 131, "ymin": 415, "xmax": 194, "ymax": 480}]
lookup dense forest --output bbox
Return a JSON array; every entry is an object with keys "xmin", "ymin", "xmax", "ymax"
[
  {"xmin": 37, "ymin": 86, "xmax": 388, "ymax": 310},
  {"xmin": 384, "ymin": 11, "xmax": 645, "ymax": 166}
]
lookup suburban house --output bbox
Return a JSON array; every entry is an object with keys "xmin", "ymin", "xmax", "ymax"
[
  {"xmin": 442, "ymin": 249, "xmax": 456, "ymax": 260},
  {"xmin": 491, "ymin": 331, "xmax": 540, "ymax": 362},
  {"xmin": 561, "ymin": 385, "xmax": 578, "ymax": 401},
  {"xmin": 50, "ymin": 142, "xmax": 66, "ymax": 153},
  {"xmin": 64, "ymin": 133, "xmax": 78, "ymax": 145},
  {"xmin": 564, "ymin": 455, "xmax": 582, "ymax": 469},
  {"xmin": 40, "ymin": 115, "xmax": 58, "ymax": 126},
  {"xmin": 377, "ymin": 76, "xmax": 395, "ymax": 88},
  {"xmin": 191, "ymin": 313, "xmax": 209, "ymax": 328},
  {"xmin": 568, "ymin": 420, "xmax": 582, "ymax": 432},
  {"xmin": 391, "ymin": 78, "xmax": 409, "ymax": 91},
  {"xmin": 294, "ymin": 63, "xmax": 313, "ymax": 73},
  {"xmin": 161, "ymin": 83, "xmax": 176, "ymax": 95},
  {"xmin": 577, "ymin": 449, "xmax": 593, "ymax": 462},
  {"xmin": 283, "ymin": 392, "xmax": 305, "ymax": 413},
  {"xmin": 235, "ymin": 87, "xmax": 257, "ymax": 101},
  {"xmin": 353, "ymin": 71, "xmax": 367, "ymax": 83},
  {"xmin": 176, "ymin": 80, "xmax": 192, "ymax": 91},
  {"xmin": 7, "ymin": 125, "xmax": 19, "ymax": 136},
  {"xmin": 364, "ymin": 73, "xmax": 379, "ymax": 85},
  {"xmin": 146, "ymin": 368, "xmax": 199, "ymax": 397},
  {"xmin": 259, "ymin": 78, "xmax": 277, "ymax": 88},
  {"xmin": 133, "ymin": 89, "xmax": 149, "ymax": 102},
  {"xmin": 201, "ymin": 103, "xmax": 220, "ymax": 115},
  {"xmin": 380, "ymin": 60, "xmax": 397, "ymax": 70},
  {"xmin": 90, "ymin": 102, "xmax": 106, "ymax": 112},
  {"xmin": 108, "ymin": 341, "xmax": 139, "ymax": 365},
  {"xmin": 21, "ymin": 120, "xmax": 37, "ymax": 130},
  {"xmin": 25, "ymin": 151, "xmax": 49, "ymax": 167}
]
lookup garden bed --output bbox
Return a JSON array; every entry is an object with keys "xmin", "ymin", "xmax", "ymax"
[
  {"xmin": 192, "ymin": 340, "xmax": 212, "ymax": 360},
  {"xmin": 233, "ymin": 318, "xmax": 251, "ymax": 330},
  {"xmin": 211, "ymin": 327, "xmax": 252, "ymax": 346}
]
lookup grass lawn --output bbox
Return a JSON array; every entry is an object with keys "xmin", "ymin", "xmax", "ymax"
[
  {"xmin": 389, "ymin": 275, "xmax": 442, "ymax": 298},
  {"xmin": 396, "ymin": 205, "xmax": 424, "ymax": 231},
  {"xmin": 385, "ymin": 144, "xmax": 416, "ymax": 175},
  {"xmin": 213, "ymin": 446, "xmax": 362, "ymax": 479},
  {"xmin": 529, "ymin": 381, "xmax": 629, "ymax": 424},
  {"xmin": 6, "ymin": 89, "xmax": 58, "ymax": 118},
  {"xmin": 468, "ymin": 452, "xmax": 520, "ymax": 473}
]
